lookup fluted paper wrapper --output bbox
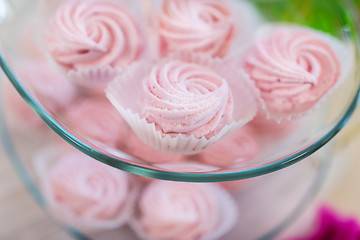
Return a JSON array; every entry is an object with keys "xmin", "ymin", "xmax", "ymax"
[
  {"xmin": 68, "ymin": 66, "xmax": 122, "ymax": 95},
  {"xmin": 106, "ymin": 52, "xmax": 258, "ymax": 154}
]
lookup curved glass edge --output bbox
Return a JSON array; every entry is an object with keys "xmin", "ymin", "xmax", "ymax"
[
  {"xmin": 1, "ymin": 51, "xmax": 358, "ymax": 182},
  {"xmin": 0, "ymin": 94, "xmax": 333, "ymax": 240},
  {"xmin": 258, "ymin": 148, "xmax": 333, "ymax": 240},
  {"xmin": 0, "ymin": 80, "xmax": 90, "ymax": 240},
  {"xmin": 1, "ymin": 0, "xmax": 360, "ymax": 182},
  {"xmin": 0, "ymin": 77, "xmax": 333, "ymax": 239}
]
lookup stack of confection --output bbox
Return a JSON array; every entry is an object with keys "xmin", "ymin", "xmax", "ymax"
[
  {"xmin": 34, "ymin": 0, "xmax": 350, "ymax": 164},
  {"xmin": 8, "ymin": 0, "xmax": 352, "ymax": 239}
]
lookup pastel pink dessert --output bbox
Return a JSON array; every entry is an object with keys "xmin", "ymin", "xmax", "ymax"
[
  {"xmin": 45, "ymin": 0, "xmax": 143, "ymax": 71},
  {"xmin": 132, "ymin": 181, "xmax": 238, "ymax": 240},
  {"xmin": 3, "ymin": 81, "xmax": 45, "ymax": 129},
  {"xmin": 4, "ymin": 61, "xmax": 76, "ymax": 128},
  {"xmin": 249, "ymin": 110, "xmax": 297, "ymax": 138},
  {"xmin": 142, "ymin": 60, "xmax": 234, "ymax": 140},
  {"xmin": 64, "ymin": 98, "xmax": 130, "ymax": 148},
  {"xmin": 126, "ymin": 133, "xmax": 184, "ymax": 163},
  {"xmin": 197, "ymin": 126, "xmax": 259, "ymax": 167},
  {"xmin": 245, "ymin": 26, "xmax": 343, "ymax": 119},
  {"xmin": 219, "ymin": 180, "xmax": 250, "ymax": 192},
  {"xmin": 107, "ymin": 52, "xmax": 258, "ymax": 154},
  {"xmin": 39, "ymin": 150, "xmax": 137, "ymax": 232},
  {"xmin": 18, "ymin": 61, "xmax": 77, "ymax": 111},
  {"xmin": 157, "ymin": 0, "xmax": 235, "ymax": 58}
]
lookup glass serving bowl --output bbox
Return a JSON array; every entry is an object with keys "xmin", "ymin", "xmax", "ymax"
[
  {"xmin": 0, "ymin": 0, "xmax": 359, "ymax": 182},
  {"xmin": 0, "ymin": 0, "xmax": 359, "ymax": 239},
  {"xmin": 0, "ymin": 98, "xmax": 334, "ymax": 239}
]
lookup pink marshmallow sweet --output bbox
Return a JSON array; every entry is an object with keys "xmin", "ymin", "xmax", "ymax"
[
  {"xmin": 106, "ymin": 52, "xmax": 258, "ymax": 154},
  {"xmin": 197, "ymin": 126, "xmax": 259, "ymax": 167},
  {"xmin": 64, "ymin": 98, "xmax": 130, "ymax": 148},
  {"xmin": 18, "ymin": 61, "xmax": 77, "ymax": 111},
  {"xmin": 142, "ymin": 60, "xmax": 234, "ymax": 140},
  {"xmin": 249, "ymin": 110, "xmax": 297, "ymax": 138},
  {"xmin": 126, "ymin": 133, "xmax": 184, "ymax": 164},
  {"xmin": 132, "ymin": 181, "xmax": 238, "ymax": 240},
  {"xmin": 3, "ymin": 60, "xmax": 76, "ymax": 127},
  {"xmin": 45, "ymin": 0, "xmax": 144, "ymax": 71},
  {"xmin": 38, "ymin": 150, "xmax": 137, "ymax": 232},
  {"xmin": 244, "ymin": 26, "xmax": 343, "ymax": 119},
  {"xmin": 3, "ymin": 81, "xmax": 45, "ymax": 129},
  {"xmin": 157, "ymin": 0, "xmax": 235, "ymax": 58}
]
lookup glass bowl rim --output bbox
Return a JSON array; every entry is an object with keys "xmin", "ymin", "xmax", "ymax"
[
  {"xmin": 1, "ymin": 41, "xmax": 360, "ymax": 183},
  {"xmin": 0, "ymin": 84, "xmax": 334, "ymax": 240}
]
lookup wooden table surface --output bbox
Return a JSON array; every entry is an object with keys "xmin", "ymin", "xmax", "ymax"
[{"xmin": 0, "ymin": 108, "xmax": 360, "ymax": 240}]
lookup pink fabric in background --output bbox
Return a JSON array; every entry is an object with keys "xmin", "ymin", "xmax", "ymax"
[{"xmin": 289, "ymin": 205, "xmax": 360, "ymax": 240}]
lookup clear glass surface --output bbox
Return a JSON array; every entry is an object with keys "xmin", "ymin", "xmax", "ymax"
[
  {"xmin": 0, "ymin": 0, "xmax": 359, "ymax": 182},
  {"xmin": 0, "ymin": 1, "xmax": 358, "ymax": 239},
  {"xmin": 0, "ymin": 84, "xmax": 334, "ymax": 239}
]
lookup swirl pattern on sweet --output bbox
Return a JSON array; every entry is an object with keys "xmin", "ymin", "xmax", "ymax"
[
  {"xmin": 135, "ymin": 181, "xmax": 237, "ymax": 240},
  {"xmin": 158, "ymin": 0, "xmax": 235, "ymax": 57},
  {"xmin": 245, "ymin": 28, "xmax": 341, "ymax": 116},
  {"xmin": 141, "ymin": 60, "xmax": 233, "ymax": 139},
  {"xmin": 46, "ymin": 0, "xmax": 143, "ymax": 70},
  {"xmin": 47, "ymin": 151, "xmax": 134, "ymax": 228}
]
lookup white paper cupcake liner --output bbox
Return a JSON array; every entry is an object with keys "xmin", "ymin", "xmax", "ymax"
[
  {"xmin": 68, "ymin": 66, "xmax": 122, "ymax": 95},
  {"xmin": 33, "ymin": 145, "xmax": 139, "ymax": 233},
  {"xmin": 245, "ymin": 23, "xmax": 355, "ymax": 122},
  {"xmin": 106, "ymin": 52, "xmax": 259, "ymax": 154}
]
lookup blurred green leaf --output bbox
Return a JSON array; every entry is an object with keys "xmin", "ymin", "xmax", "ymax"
[{"xmin": 253, "ymin": 0, "xmax": 355, "ymax": 37}]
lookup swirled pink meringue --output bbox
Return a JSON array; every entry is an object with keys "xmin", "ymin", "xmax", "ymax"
[
  {"xmin": 133, "ymin": 181, "xmax": 237, "ymax": 240},
  {"xmin": 158, "ymin": 0, "xmax": 235, "ymax": 58},
  {"xmin": 142, "ymin": 60, "xmax": 233, "ymax": 139},
  {"xmin": 45, "ymin": 150, "xmax": 136, "ymax": 231},
  {"xmin": 198, "ymin": 126, "xmax": 259, "ymax": 167},
  {"xmin": 45, "ymin": 0, "xmax": 143, "ymax": 71},
  {"xmin": 126, "ymin": 133, "xmax": 184, "ymax": 163},
  {"xmin": 65, "ymin": 98, "xmax": 130, "ymax": 148},
  {"xmin": 245, "ymin": 27, "xmax": 341, "ymax": 117}
]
